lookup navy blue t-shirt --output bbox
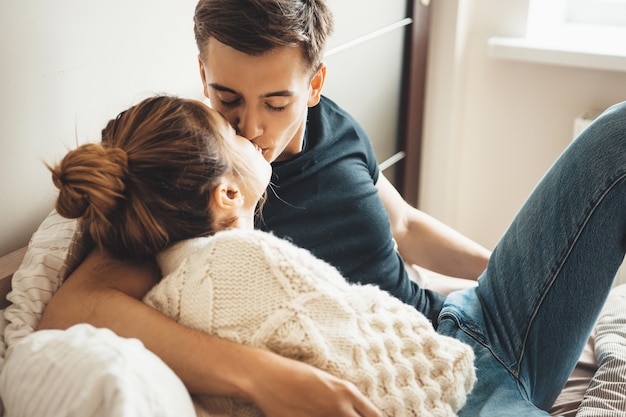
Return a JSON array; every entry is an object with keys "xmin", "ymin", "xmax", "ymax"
[{"xmin": 257, "ymin": 96, "xmax": 444, "ymax": 324}]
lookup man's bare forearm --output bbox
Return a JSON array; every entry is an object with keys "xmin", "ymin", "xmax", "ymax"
[
  {"xmin": 397, "ymin": 208, "xmax": 491, "ymax": 280},
  {"xmin": 37, "ymin": 250, "xmax": 382, "ymax": 417},
  {"xmin": 38, "ymin": 253, "xmax": 255, "ymax": 397}
]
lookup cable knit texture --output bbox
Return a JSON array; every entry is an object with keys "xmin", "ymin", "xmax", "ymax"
[{"xmin": 144, "ymin": 229, "xmax": 476, "ymax": 417}]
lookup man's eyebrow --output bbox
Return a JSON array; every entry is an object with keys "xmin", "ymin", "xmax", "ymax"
[
  {"xmin": 208, "ymin": 83, "xmax": 295, "ymax": 98},
  {"xmin": 209, "ymin": 83, "xmax": 238, "ymax": 95},
  {"xmin": 261, "ymin": 90, "xmax": 294, "ymax": 98}
]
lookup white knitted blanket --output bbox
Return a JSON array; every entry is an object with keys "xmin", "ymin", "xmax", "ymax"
[{"xmin": 144, "ymin": 229, "xmax": 476, "ymax": 417}]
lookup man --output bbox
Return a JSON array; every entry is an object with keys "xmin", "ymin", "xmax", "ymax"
[
  {"xmin": 37, "ymin": 0, "xmax": 489, "ymax": 416},
  {"xmin": 193, "ymin": 0, "xmax": 490, "ymax": 324}
]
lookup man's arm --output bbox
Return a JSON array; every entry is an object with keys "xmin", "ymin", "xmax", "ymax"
[
  {"xmin": 38, "ymin": 249, "xmax": 381, "ymax": 417},
  {"xmin": 376, "ymin": 174, "xmax": 490, "ymax": 280}
]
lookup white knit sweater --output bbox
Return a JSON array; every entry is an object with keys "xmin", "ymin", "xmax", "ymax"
[{"xmin": 144, "ymin": 229, "xmax": 476, "ymax": 417}]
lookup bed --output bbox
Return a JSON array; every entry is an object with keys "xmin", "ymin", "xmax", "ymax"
[{"xmin": 0, "ymin": 211, "xmax": 625, "ymax": 416}]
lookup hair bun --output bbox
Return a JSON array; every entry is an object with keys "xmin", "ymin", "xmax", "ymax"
[{"xmin": 50, "ymin": 143, "xmax": 128, "ymax": 221}]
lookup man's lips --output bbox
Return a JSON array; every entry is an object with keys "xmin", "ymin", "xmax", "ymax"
[{"xmin": 253, "ymin": 142, "xmax": 268, "ymax": 156}]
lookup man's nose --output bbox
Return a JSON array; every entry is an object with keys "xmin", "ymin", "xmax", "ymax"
[{"xmin": 235, "ymin": 108, "xmax": 263, "ymax": 139}]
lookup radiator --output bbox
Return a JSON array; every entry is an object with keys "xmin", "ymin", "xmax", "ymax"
[{"xmin": 573, "ymin": 110, "xmax": 602, "ymax": 138}]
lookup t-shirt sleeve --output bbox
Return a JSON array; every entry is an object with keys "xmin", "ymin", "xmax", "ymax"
[{"xmin": 358, "ymin": 129, "xmax": 380, "ymax": 185}]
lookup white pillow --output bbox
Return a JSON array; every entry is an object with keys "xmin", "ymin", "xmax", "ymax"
[
  {"xmin": 0, "ymin": 212, "xmax": 196, "ymax": 417},
  {"xmin": 0, "ymin": 324, "xmax": 196, "ymax": 417},
  {"xmin": 1, "ymin": 210, "xmax": 79, "ymax": 363}
]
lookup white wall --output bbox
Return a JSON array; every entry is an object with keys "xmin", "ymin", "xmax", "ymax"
[
  {"xmin": 324, "ymin": 0, "xmax": 409, "ymax": 183},
  {"xmin": 0, "ymin": 0, "xmax": 201, "ymax": 255},
  {"xmin": 420, "ymin": 0, "xmax": 626, "ymax": 251},
  {"xmin": 420, "ymin": 0, "xmax": 626, "ymax": 285},
  {"xmin": 0, "ymin": 0, "xmax": 409, "ymax": 256}
]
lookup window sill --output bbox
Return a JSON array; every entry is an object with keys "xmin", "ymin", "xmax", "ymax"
[{"xmin": 487, "ymin": 24, "xmax": 626, "ymax": 73}]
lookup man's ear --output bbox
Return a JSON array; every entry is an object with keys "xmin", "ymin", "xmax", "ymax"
[
  {"xmin": 307, "ymin": 63, "xmax": 327, "ymax": 107},
  {"xmin": 198, "ymin": 55, "xmax": 209, "ymax": 99},
  {"xmin": 211, "ymin": 180, "xmax": 244, "ymax": 215}
]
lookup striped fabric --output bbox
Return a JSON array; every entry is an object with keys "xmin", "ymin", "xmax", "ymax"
[
  {"xmin": 576, "ymin": 284, "xmax": 626, "ymax": 416},
  {"xmin": 1, "ymin": 210, "xmax": 78, "ymax": 362},
  {"xmin": 0, "ymin": 324, "xmax": 195, "ymax": 417},
  {"xmin": 0, "ymin": 211, "xmax": 196, "ymax": 417}
]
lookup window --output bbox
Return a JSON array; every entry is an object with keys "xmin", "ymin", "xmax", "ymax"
[
  {"xmin": 488, "ymin": 0, "xmax": 626, "ymax": 72},
  {"xmin": 526, "ymin": 0, "xmax": 626, "ymax": 48},
  {"xmin": 527, "ymin": 0, "xmax": 626, "ymax": 36},
  {"xmin": 565, "ymin": 0, "xmax": 626, "ymax": 27}
]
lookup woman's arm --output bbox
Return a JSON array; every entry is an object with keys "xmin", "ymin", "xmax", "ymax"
[
  {"xmin": 38, "ymin": 249, "xmax": 381, "ymax": 417},
  {"xmin": 376, "ymin": 174, "xmax": 490, "ymax": 280}
]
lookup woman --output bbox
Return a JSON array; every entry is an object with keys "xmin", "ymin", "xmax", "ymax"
[{"xmin": 47, "ymin": 95, "xmax": 476, "ymax": 417}]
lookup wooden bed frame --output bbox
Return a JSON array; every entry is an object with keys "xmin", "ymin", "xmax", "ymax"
[{"xmin": 0, "ymin": 246, "xmax": 27, "ymax": 309}]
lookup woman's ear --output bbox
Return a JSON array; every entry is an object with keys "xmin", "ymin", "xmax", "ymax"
[
  {"xmin": 211, "ymin": 179, "xmax": 244, "ymax": 215},
  {"xmin": 307, "ymin": 63, "xmax": 327, "ymax": 107}
]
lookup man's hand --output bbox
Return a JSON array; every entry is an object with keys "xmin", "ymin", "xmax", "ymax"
[{"xmin": 248, "ymin": 354, "xmax": 382, "ymax": 417}]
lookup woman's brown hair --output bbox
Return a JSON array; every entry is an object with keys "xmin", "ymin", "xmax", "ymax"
[
  {"xmin": 49, "ymin": 95, "xmax": 236, "ymax": 259},
  {"xmin": 193, "ymin": 0, "xmax": 334, "ymax": 74}
]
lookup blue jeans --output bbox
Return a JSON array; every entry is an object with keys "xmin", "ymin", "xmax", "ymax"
[{"xmin": 437, "ymin": 101, "xmax": 626, "ymax": 416}]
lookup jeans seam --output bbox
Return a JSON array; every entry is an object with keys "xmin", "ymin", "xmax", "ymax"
[
  {"xmin": 518, "ymin": 170, "xmax": 626, "ymax": 375},
  {"xmin": 439, "ymin": 311, "xmax": 517, "ymax": 374}
]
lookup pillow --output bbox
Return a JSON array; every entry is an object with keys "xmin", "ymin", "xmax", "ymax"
[
  {"xmin": 0, "ymin": 210, "xmax": 80, "ymax": 364},
  {"xmin": 0, "ymin": 323, "xmax": 196, "ymax": 417},
  {"xmin": 576, "ymin": 283, "xmax": 626, "ymax": 416}
]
